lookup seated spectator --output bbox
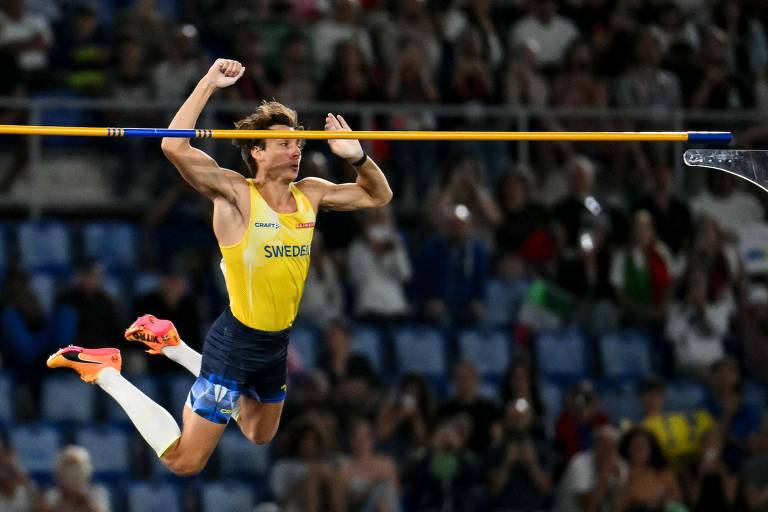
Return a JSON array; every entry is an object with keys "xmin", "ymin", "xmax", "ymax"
[
  {"xmin": 339, "ymin": 418, "xmax": 400, "ymax": 512},
  {"xmin": 498, "ymin": 358, "xmax": 546, "ymax": 430},
  {"xmin": 487, "ymin": 397, "xmax": 552, "ymax": 511},
  {"xmin": 347, "ymin": 207, "xmax": 411, "ymax": 322},
  {"xmin": 275, "ymin": 32, "xmax": 316, "ymax": 104},
  {"xmin": 43, "ymin": 445, "xmax": 109, "ymax": 512},
  {"xmin": 633, "ymin": 164, "xmax": 693, "ymax": 258},
  {"xmin": 484, "ymin": 253, "xmax": 531, "ymax": 326},
  {"xmin": 1, "ymin": 266, "xmax": 52, "ymax": 419},
  {"xmin": 152, "ymin": 24, "xmax": 207, "ymax": 101},
  {"xmin": 739, "ymin": 283, "xmax": 768, "ymax": 382},
  {"xmin": 743, "ymin": 447, "xmax": 768, "ymax": 512},
  {"xmin": 554, "ymin": 425, "xmax": 626, "ymax": 512},
  {"xmin": 685, "ymin": 425, "xmax": 738, "ymax": 512},
  {"xmin": 509, "ymin": 0, "xmax": 578, "ymax": 70},
  {"xmin": 377, "ymin": 373, "xmax": 436, "ymax": 458},
  {"xmin": 0, "ymin": 0, "xmax": 54, "ymax": 89},
  {"xmin": 551, "ymin": 39, "xmax": 608, "ymax": 113},
  {"xmin": 610, "ymin": 210, "xmax": 673, "ymax": 328},
  {"xmin": 415, "ymin": 204, "xmax": 491, "ymax": 325},
  {"xmin": 438, "ymin": 360, "xmax": 500, "ymax": 455},
  {"xmin": 691, "ymin": 172, "xmax": 764, "ymax": 242},
  {"xmin": 312, "ymin": 0, "xmax": 374, "ymax": 70},
  {"xmin": 637, "ymin": 376, "xmax": 714, "ymax": 469},
  {"xmin": 54, "ymin": 258, "xmax": 120, "ymax": 348},
  {"xmin": 403, "ymin": 416, "xmax": 481, "ymax": 512},
  {"xmin": 690, "ymin": 26, "xmax": 754, "ymax": 110},
  {"xmin": 270, "ymin": 415, "xmax": 345, "ymax": 512},
  {"xmin": 317, "ymin": 319, "xmax": 377, "ymax": 389},
  {"xmin": 53, "ymin": 3, "xmax": 110, "ymax": 96},
  {"xmin": 616, "ymin": 427, "xmax": 682, "ymax": 512},
  {"xmin": 555, "ymin": 381, "xmax": 611, "ymax": 461},
  {"xmin": 502, "ymin": 38, "xmax": 548, "ymax": 108},
  {"xmin": 318, "ymin": 39, "xmax": 380, "ymax": 103},
  {"xmin": 298, "ymin": 232, "xmax": 344, "ymax": 329},
  {"xmin": 0, "ymin": 445, "xmax": 42, "ymax": 511},
  {"xmin": 226, "ymin": 26, "xmax": 276, "ymax": 102}
]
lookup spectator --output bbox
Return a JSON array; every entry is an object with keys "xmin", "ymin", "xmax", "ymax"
[
  {"xmin": 347, "ymin": 207, "xmax": 411, "ymax": 321},
  {"xmin": 43, "ymin": 445, "xmax": 109, "ymax": 512},
  {"xmin": 739, "ymin": 283, "xmax": 768, "ymax": 382},
  {"xmin": 712, "ymin": 0, "xmax": 768, "ymax": 79},
  {"xmin": 553, "ymin": 425, "xmax": 627, "ymax": 512},
  {"xmin": 0, "ymin": 0, "xmax": 53, "ymax": 89},
  {"xmin": 438, "ymin": 360, "xmax": 500, "ymax": 455},
  {"xmin": 487, "ymin": 397, "xmax": 552, "ymax": 511},
  {"xmin": 275, "ymin": 32, "xmax": 316, "ymax": 104},
  {"xmin": 691, "ymin": 170, "xmax": 764, "ymax": 242},
  {"xmin": 54, "ymin": 258, "xmax": 120, "ymax": 349},
  {"xmin": 555, "ymin": 380, "xmax": 611, "ymax": 460},
  {"xmin": 298, "ymin": 232, "xmax": 345, "ymax": 329},
  {"xmin": 338, "ymin": 418, "xmax": 400, "ymax": 512},
  {"xmin": 690, "ymin": 26, "xmax": 754, "ymax": 110},
  {"xmin": 226, "ymin": 25, "xmax": 276, "ymax": 103},
  {"xmin": 318, "ymin": 39, "xmax": 380, "ymax": 103},
  {"xmin": 152, "ymin": 24, "xmax": 207, "ymax": 101},
  {"xmin": 415, "ymin": 204, "xmax": 491, "ymax": 325},
  {"xmin": 502, "ymin": 39, "xmax": 548, "ymax": 108},
  {"xmin": 0, "ymin": 445, "xmax": 42, "ymax": 512},
  {"xmin": 637, "ymin": 376, "xmax": 714, "ymax": 469},
  {"xmin": 686, "ymin": 425, "xmax": 738, "ymax": 512},
  {"xmin": 446, "ymin": 27, "xmax": 495, "ymax": 106},
  {"xmin": 317, "ymin": 319, "xmax": 377, "ymax": 389},
  {"xmin": 743, "ymin": 445, "xmax": 768, "ymax": 512},
  {"xmin": 652, "ymin": 1, "xmax": 699, "ymax": 54},
  {"xmin": 495, "ymin": 166, "xmax": 552, "ymax": 260},
  {"xmin": 634, "ymin": 164, "xmax": 693, "ymax": 257},
  {"xmin": 54, "ymin": 3, "xmax": 110, "ymax": 96},
  {"xmin": 270, "ymin": 415, "xmax": 346, "ymax": 512},
  {"xmin": 377, "ymin": 373, "xmax": 435, "ymax": 458},
  {"xmin": 403, "ymin": 416, "xmax": 481, "ymax": 512},
  {"xmin": 313, "ymin": 0, "xmax": 374, "ymax": 70},
  {"xmin": 510, "ymin": 0, "xmax": 578, "ymax": 70},
  {"xmin": 551, "ymin": 39, "xmax": 608, "ymax": 112},
  {"xmin": 610, "ymin": 210, "xmax": 673, "ymax": 327},
  {"xmin": 498, "ymin": 358, "xmax": 546, "ymax": 430},
  {"xmin": 616, "ymin": 427, "xmax": 682, "ymax": 512},
  {"xmin": 484, "ymin": 253, "xmax": 532, "ymax": 326}
]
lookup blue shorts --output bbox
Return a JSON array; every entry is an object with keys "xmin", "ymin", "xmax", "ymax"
[{"xmin": 188, "ymin": 307, "xmax": 289, "ymax": 424}]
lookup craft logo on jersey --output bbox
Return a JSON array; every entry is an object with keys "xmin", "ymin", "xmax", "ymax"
[{"xmin": 255, "ymin": 221, "xmax": 281, "ymax": 229}]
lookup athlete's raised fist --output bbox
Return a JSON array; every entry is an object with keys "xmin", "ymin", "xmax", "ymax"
[{"xmin": 205, "ymin": 58, "xmax": 245, "ymax": 89}]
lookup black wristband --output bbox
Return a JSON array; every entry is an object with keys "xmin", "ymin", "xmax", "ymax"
[{"xmin": 350, "ymin": 152, "xmax": 368, "ymax": 167}]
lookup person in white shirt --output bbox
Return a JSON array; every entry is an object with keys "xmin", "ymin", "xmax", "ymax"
[{"xmin": 510, "ymin": 0, "xmax": 578, "ymax": 68}]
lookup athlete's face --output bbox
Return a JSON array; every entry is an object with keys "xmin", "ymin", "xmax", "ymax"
[{"xmin": 252, "ymin": 124, "xmax": 302, "ymax": 179}]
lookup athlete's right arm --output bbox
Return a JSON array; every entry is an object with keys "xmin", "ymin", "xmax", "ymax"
[{"xmin": 160, "ymin": 59, "xmax": 246, "ymax": 202}]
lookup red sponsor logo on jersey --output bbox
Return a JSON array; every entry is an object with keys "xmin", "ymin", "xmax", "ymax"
[{"xmin": 296, "ymin": 222, "xmax": 315, "ymax": 229}]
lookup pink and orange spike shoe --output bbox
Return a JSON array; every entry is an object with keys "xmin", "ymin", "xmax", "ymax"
[
  {"xmin": 124, "ymin": 314, "xmax": 180, "ymax": 355},
  {"xmin": 46, "ymin": 346, "xmax": 122, "ymax": 383}
]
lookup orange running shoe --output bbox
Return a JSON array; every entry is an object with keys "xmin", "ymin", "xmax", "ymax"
[
  {"xmin": 46, "ymin": 346, "xmax": 122, "ymax": 383},
  {"xmin": 124, "ymin": 314, "xmax": 180, "ymax": 355}
]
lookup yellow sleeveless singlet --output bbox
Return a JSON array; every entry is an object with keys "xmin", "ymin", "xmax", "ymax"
[{"xmin": 219, "ymin": 180, "xmax": 316, "ymax": 331}]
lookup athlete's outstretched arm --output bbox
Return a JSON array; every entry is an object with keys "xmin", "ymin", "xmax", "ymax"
[
  {"xmin": 160, "ymin": 59, "xmax": 246, "ymax": 201},
  {"xmin": 300, "ymin": 114, "xmax": 393, "ymax": 211}
]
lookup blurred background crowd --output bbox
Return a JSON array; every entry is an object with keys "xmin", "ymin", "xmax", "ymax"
[{"xmin": 3, "ymin": 0, "xmax": 768, "ymax": 511}]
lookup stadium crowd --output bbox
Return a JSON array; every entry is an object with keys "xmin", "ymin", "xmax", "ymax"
[{"xmin": 2, "ymin": 0, "xmax": 768, "ymax": 511}]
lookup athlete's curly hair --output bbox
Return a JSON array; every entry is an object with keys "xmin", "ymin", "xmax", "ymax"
[{"xmin": 232, "ymin": 100, "xmax": 303, "ymax": 177}]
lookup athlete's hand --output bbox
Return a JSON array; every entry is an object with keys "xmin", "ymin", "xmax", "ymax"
[
  {"xmin": 205, "ymin": 58, "xmax": 245, "ymax": 89},
  {"xmin": 325, "ymin": 113, "xmax": 365, "ymax": 165}
]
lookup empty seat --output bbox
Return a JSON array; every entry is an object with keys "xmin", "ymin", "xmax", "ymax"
[
  {"xmin": 0, "ymin": 373, "xmax": 11, "ymax": 424},
  {"xmin": 201, "ymin": 481, "xmax": 255, "ymax": 512},
  {"xmin": 29, "ymin": 273, "xmax": 57, "ymax": 315},
  {"xmin": 600, "ymin": 381, "xmax": 642, "ymax": 423},
  {"xmin": 290, "ymin": 325, "xmax": 319, "ymax": 367},
  {"xmin": 18, "ymin": 221, "xmax": 71, "ymax": 273},
  {"xmin": 599, "ymin": 330, "xmax": 652, "ymax": 380},
  {"xmin": 41, "ymin": 375, "xmax": 96, "ymax": 423},
  {"xmin": 10, "ymin": 423, "xmax": 61, "ymax": 479},
  {"xmin": 127, "ymin": 481, "xmax": 182, "ymax": 512},
  {"xmin": 217, "ymin": 428, "xmax": 270, "ymax": 477},
  {"xmin": 665, "ymin": 381, "xmax": 706, "ymax": 413},
  {"xmin": 457, "ymin": 329, "xmax": 510, "ymax": 379},
  {"xmin": 536, "ymin": 328, "xmax": 588, "ymax": 381},
  {"xmin": 540, "ymin": 381, "xmax": 562, "ymax": 436},
  {"xmin": 75, "ymin": 426, "xmax": 131, "ymax": 479},
  {"xmin": 350, "ymin": 325, "xmax": 383, "ymax": 373},
  {"xmin": 393, "ymin": 326, "xmax": 446, "ymax": 377},
  {"xmin": 82, "ymin": 222, "xmax": 138, "ymax": 271}
]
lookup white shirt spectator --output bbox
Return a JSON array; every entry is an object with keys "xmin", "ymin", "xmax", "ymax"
[
  {"xmin": 691, "ymin": 190, "xmax": 764, "ymax": 239},
  {"xmin": 298, "ymin": 255, "xmax": 344, "ymax": 328},
  {"xmin": 666, "ymin": 297, "xmax": 731, "ymax": 374},
  {"xmin": 0, "ymin": 9, "xmax": 52, "ymax": 71},
  {"xmin": 313, "ymin": 20, "xmax": 374, "ymax": 70},
  {"xmin": 348, "ymin": 228, "xmax": 412, "ymax": 318},
  {"xmin": 510, "ymin": 14, "xmax": 578, "ymax": 67},
  {"xmin": 554, "ymin": 449, "xmax": 627, "ymax": 512}
]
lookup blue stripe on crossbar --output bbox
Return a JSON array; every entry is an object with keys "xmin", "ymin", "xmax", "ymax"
[
  {"xmin": 123, "ymin": 128, "xmax": 197, "ymax": 137},
  {"xmin": 687, "ymin": 132, "xmax": 733, "ymax": 142}
]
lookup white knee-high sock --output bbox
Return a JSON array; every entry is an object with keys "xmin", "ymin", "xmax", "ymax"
[
  {"xmin": 96, "ymin": 367, "xmax": 181, "ymax": 457},
  {"xmin": 161, "ymin": 340, "xmax": 202, "ymax": 376}
]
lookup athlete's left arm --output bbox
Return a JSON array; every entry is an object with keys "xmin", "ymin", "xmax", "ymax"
[{"xmin": 298, "ymin": 113, "xmax": 393, "ymax": 211}]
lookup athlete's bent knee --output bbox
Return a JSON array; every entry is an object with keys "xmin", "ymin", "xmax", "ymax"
[
  {"xmin": 162, "ymin": 456, "xmax": 207, "ymax": 477},
  {"xmin": 245, "ymin": 428, "xmax": 276, "ymax": 445}
]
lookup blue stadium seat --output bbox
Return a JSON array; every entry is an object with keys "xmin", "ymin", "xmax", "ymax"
[
  {"xmin": 41, "ymin": 374, "xmax": 96, "ymax": 423},
  {"xmin": 29, "ymin": 273, "xmax": 57, "ymax": 315},
  {"xmin": 201, "ymin": 481, "xmax": 256, "ymax": 512},
  {"xmin": 665, "ymin": 380, "xmax": 706, "ymax": 413},
  {"xmin": 457, "ymin": 328, "xmax": 511, "ymax": 380},
  {"xmin": 18, "ymin": 221, "xmax": 71, "ymax": 274},
  {"xmin": 599, "ymin": 330, "xmax": 652, "ymax": 381},
  {"xmin": 536, "ymin": 328, "xmax": 588, "ymax": 382},
  {"xmin": 540, "ymin": 381, "xmax": 562, "ymax": 436},
  {"xmin": 133, "ymin": 272, "xmax": 160, "ymax": 297},
  {"xmin": 106, "ymin": 374, "xmax": 161, "ymax": 424},
  {"xmin": 350, "ymin": 325, "xmax": 383, "ymax": 373},
  {"xmin": 0, "ymin": 372, "xmax": 12, "ymax": 424},
  {"xmin": 744, "ymin": 380, "xmax": 766, "ymax": 411},
  {"xmin": 484, "ymin": 278, "xmax": 530, "ymax": 325},
  {"xmin": 83, "ymin": 221, "xmax": 138, "ymax": 271},
  {"xmin": 10, "ymin": 423, "xmax": 61, "ymax": 480},
  {"xmin": 127, "ymin": 481, "xmax": 182, "ymax": 512},
  {"xmin": 599, "ymin": 381, "xmax": 642, "ymax": 423},
  {"xmin": 165, "ymin": 373, "xmax": 193, "ymax": 420},
  {"xmin": 75, "ymin": 426, "xmax": 131, "ymax": 480},
  {"xmin": 392, "ymin": 326, "xmax": 447, "ymax": 378},
  {"xmin": 217, "ymin": 428, "xmax": 270, "ymax": 478},
  {"xmin": 34, "ymin": 92, "xmax": 90, "ymax": 147},
  {"xmin": 290, "ymin": 325, "xmax": 319, "ymax": 367}
]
